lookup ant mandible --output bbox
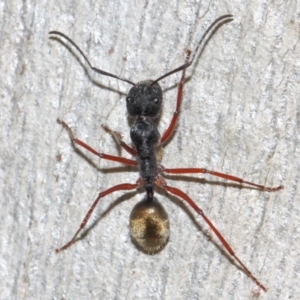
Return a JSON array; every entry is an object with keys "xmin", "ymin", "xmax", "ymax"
[{"xmin": 49, "ymin": 14, "xmax": 283, "ymax": 292}]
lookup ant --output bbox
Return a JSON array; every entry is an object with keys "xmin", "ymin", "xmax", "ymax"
[{"xmin": 49, "ymin": 14, "xmax": 283, "ymax": 292}]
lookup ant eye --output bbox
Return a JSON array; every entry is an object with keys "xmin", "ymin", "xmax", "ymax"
[
  {"xmin": 126, "ymin": 96, "xmax": 133, "ymax": 103},
  {"xmin": 153, "ymin": 97, "xmax": 159, "ymax": 104}
]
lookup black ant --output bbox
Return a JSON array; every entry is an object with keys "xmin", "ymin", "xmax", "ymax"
[{"xmin": 49, "ymin": 14, "xmax": 283, "ymax": 292}]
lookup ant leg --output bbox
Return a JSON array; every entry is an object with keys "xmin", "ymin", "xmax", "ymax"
[
  {"xmin": 163, "ymin": 167, "xmax": 283, "ymax": 192},
  {"xmin": 164, "ymin": 184, "xmax": 267, "ymax": 292},
  {"xmin": 57, "ymin": 119, "xmax": 138, "ymax": 166},
  {"xmin": 102, "ymin": 124, "xmax": 137, "ymax": 156},
  {"xmin": 160, "ymin": 50, "xmax": 191, "ymax": 144},
  {"xmin": 56, "ymin": 182, "xmax": 138, "ymax": 252}
]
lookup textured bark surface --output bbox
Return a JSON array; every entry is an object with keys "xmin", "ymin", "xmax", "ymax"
[{"xmin": 1, "ymin": 1, "xmax": 299, "ymax": 299}]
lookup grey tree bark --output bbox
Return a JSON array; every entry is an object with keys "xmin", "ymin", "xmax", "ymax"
[{"xmin": 0, "ymin": 1, "xmax": 299, "ymax": 299}]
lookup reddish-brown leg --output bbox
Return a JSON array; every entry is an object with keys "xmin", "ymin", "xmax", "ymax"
[
  {"xmin": 161, "ymin": 50, "xmax": 191, "ymax": 144},
  {"xmin": 102, "ymin": 124, "xmax": 137, "ymax": 156},
  {"xmin": 56, "ymin": 182, "xmax": 138, "ymax": 252},
  {"xmin": 164, "ymin": 184, "xmax": 267, "ymax": 292},
  {"xmin": 163, "ymin": 167, "xmax": 283, "ymax": 192},
  {"xmin": 57, "ymin": 119, "xmax": 138, "ymax": 166}
]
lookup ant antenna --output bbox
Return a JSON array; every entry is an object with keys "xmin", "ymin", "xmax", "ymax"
[
  {"xmin": 49, "ymin": 31, "xmax": 136, "ymax": 86},
  {"xmin": 151, "ymin": 14, "xmax": 234, "ymax": 85},
  {"xmin": 49, "ymin": 14, "xmax": 233, "ymax": 87}
]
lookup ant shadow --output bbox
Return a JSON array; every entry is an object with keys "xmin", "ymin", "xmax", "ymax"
[
  {"xmin": 49, "ymin": 36, "xmax": 128, "ymax": 98},
  {"xmin": 66, "ymin": 142, "xmax": 258, "ymax": 278},
  {"xmin": 52, "ymin": 17, "xmax": 256, "ymax": 278}
]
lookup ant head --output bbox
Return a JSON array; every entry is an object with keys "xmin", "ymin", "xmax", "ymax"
[{"xmin": 126, "ymin": 80, "xmax": 163, "ymax": 117}]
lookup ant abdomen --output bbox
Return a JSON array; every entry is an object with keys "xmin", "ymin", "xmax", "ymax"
[{"xmin": 130, "ymin": 196, "xmax": 169, "ymax": 254}]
